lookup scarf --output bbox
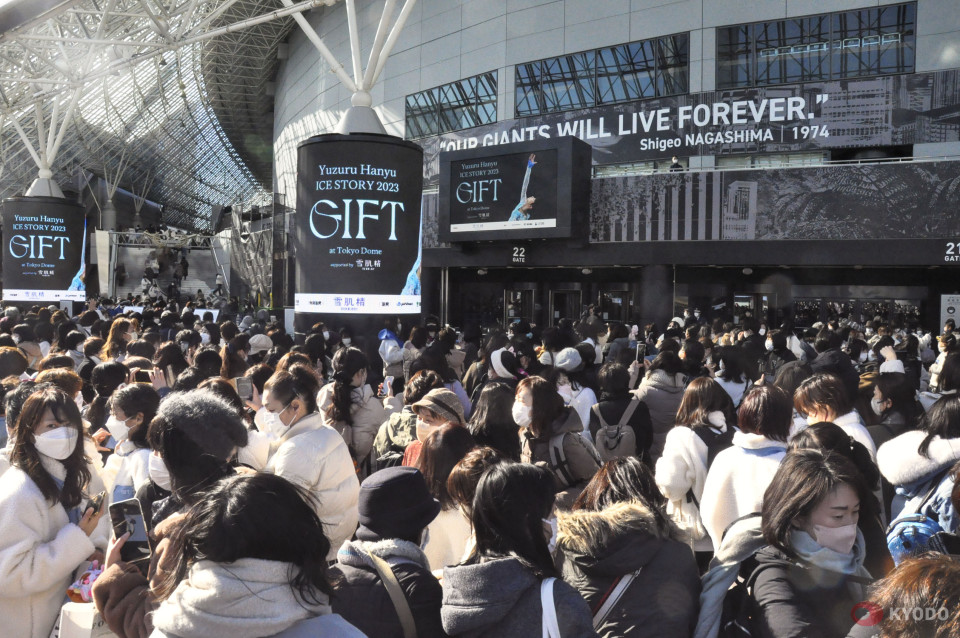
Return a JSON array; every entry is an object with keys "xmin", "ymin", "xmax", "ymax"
[
  {"xmin": 337, "ymin": 538, "xmax": 430, "ymax": 571},
  {"xmin": 791, "ymin": 529, "xmax": 871, "ymax": 578},
  {"xmin": 151, "ymin": 558, "xmax": 331, "ymax": 638}
]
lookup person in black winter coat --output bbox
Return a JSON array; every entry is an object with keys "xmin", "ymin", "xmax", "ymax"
[
  {"xmin": 749, "ymin": 450, "xmax": 875, "ymax": 638},
  {"xmin": 556, "ymin": 457, "xmax": 700, "ymax": 638},
  {"xmin": 588, "ymin": 363, "xmax": 653, "ymax": 465},
  {"xmin": 329, "ymin": 466, "xmax": 447, "ymax": 638},
  {"xmin": 761, "ymin": 331, "xmax": 797, "ymax": 383},
  {"xmin": 809, "ymin": 330, "xmax": 860, "ymax": 403}
]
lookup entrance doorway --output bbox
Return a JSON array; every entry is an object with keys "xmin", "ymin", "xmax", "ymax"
[{"xmin": 549, "ymin": 289, "xmax": 582, "ymax": 326}]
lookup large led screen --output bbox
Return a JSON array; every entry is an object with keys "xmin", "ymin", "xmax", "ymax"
[
  {"xmin": 2, "ymin": 197, "xmax": 87, "ymax": 302},
  {"xmin": 294, "ymin": 133, "xmax": 423, "ymax": 315}
]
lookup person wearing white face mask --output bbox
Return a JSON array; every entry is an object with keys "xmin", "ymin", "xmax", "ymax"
[
  {"xmin": 515, "ymin": 376, "xmax": 602, "ymax": 508},
  {"xmin": 748, "ymin": 449, "xmax": 874, "ymax": 638},
  {"xmin": 262, "ymin": 365, "xmax": 359, "ymax": 560},
  {"xmin": 866, "ymin": 372, "xmax": 923, "ymax": 450},
  {"xmin": 0, "ymin": 388, "xmax": 110, "ymax": 638},
  {"xmin": 99, "ymin": 384, "xmax": 159, "ymax": 504}
]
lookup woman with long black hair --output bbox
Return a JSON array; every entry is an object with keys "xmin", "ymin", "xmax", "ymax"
[
  {"xmin": 149, "ymin": 473, "xmax": 364, "ymax": 637},
  {"xmin": 0, "ymin": 388, "xmax": 109, "ymax": 638},
  {"xmin": 441, "ymin": 463, "xmax": 597, "ymax": 637},
  {"xmin": 318, "ymin": 347, "xmax": 390, "ymax": 471}
]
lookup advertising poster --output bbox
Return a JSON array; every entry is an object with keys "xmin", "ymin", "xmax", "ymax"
[
  {"xmin": 942, "ymin": 294, "xmax": 960, "ymax": 330},
  {"xmin": 294, "ymin": 134, "xmax": 423, "ymax": 314},
  {"xmin": 2, "ymin": 197, "xmax": 86, "ymax": 302},
  {"xmin": 420, "ymin": 69, "xmax": 960, "ymax": 187},
  {"xmin": 448, "ymin": 149, "xmax": 558, "ymax": 233}
]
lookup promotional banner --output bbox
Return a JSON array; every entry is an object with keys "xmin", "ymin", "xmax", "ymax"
[
  {"xmin": 438, "ymin": 137, "xmax": 592, "ymax": 243},
  {"xmin": 294, "ymin": 134, "xmax": 423, "ymax": 315},
  {"xmin": 448, "ymin": 149, "xmax": 558, "ymax": 233},
  {"xmin": 2, "ymin": 197, "xmax": 86, "ymax": 302},
  {"xmin": 419, "ymin": 68, "xmax": 960, "ymax": 186}
]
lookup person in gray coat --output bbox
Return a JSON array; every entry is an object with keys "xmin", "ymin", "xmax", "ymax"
[{"xmin": 441, "ymin": 463, "xmax": 598, "ymax": 637}]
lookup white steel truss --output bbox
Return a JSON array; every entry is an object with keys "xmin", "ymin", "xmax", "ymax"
[{"xmin": 0, "ymin": 0, "xmax": 414, "ymax": 231}]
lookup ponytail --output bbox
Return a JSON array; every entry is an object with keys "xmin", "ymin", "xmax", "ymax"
[
  {"xmin": 326, "ymin": 347, "xmax": 369, "ymax": 425},
  {"xmin": 264, "ymin": 364, "xmax": 320, "ymax": 414}
]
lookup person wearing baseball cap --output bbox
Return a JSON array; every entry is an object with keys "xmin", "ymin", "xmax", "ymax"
[
  {"xmin": 330, "ymin": 467, "xmax": 444, "ymax": 638},
  {"xmin": 404, "ymin": 388, "xmax": 465, "ymax": 466}
]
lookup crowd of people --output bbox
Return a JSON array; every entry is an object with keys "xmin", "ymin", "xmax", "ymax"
[{"xmin": 0, "ymin": 298, "xmax": 958, "ymax": 638}]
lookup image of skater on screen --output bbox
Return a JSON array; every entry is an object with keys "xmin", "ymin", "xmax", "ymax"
[{"xmin": 507, "ymin": 154, "xmax": 537, "ymax": 221}]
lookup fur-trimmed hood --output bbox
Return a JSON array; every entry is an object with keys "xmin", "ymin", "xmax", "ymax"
[
  {"xmin": 878, "ymin": 429, "xmax": 960, "ymax": 487},
  {"xmin": 557, "ymin": 501, "xmax": 686, "ymax": 575}
]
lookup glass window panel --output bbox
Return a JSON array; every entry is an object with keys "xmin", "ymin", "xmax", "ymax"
[
  {"xmin": 596, "ymin": 41, "xmax": 656, "ymax": 104},
  {"xmin": 541, "ymin": 51, "xmax": 595, "ymax": 112},
  {"xmin": 474, "ymin": 71, "xmax": 498, "ymax": 125},
  {"xmin": 832, "ymin": 3, "xmax": 915, "ymax": 79},
  {"xmin": 657, "ymin": 34, "xmax": 689, "ymax": 95},
  {"xmin": 717, "ymin": 25, "xmax": 753, "ymax": 89},
  {"xmin": 437, "ymin": 80, "xmax": 477, "ymax": 132},
  {"xmin": 515, "ymin": 62, "xmax": 542, "ymax": 116},
  {"xmin": 405, "ymin": 88, "xmax": 438, "ymax": 138},
  {"xmin": 756, "ymin": 17, "xmax": 829, "ymax": 85}
]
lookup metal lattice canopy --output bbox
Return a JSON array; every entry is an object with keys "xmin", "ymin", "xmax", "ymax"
[{"xmin": 0, "ymin": 0, "xmax": 328, "ymax": 232}]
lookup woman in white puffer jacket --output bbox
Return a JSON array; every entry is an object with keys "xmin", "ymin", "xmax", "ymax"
[
  {"xmin": 656, "ymin": 377, "xmax": 737, "ymax": 569},
  {"xmin": 261, "ymin": 365, "xmax": 360, "ymax": 561},
  {"xmin": 0, "ymin": 388, "xmax": 110, "ymax": 638}
]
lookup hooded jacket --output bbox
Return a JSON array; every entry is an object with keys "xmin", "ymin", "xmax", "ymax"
[
  {"xmin": 372, "ymin": 406, "xmax": 417, "ymax": 461},
  {"xmin": 330, "ymin": 538, "xmax": 445, "ymax": 638},
  {"xmin": 441, "ymin": 556, "xmax": 597, "ymax": 637},
  {"xmin": 149, "ymin": 558, "xmax": 364, "ymax": 638},
  {"xmin": 265, "ymin": 412, "xmax": 360, "ymax": 560},
  {"xmin": 317, "ymin": 382, "xmax": 391, "ymax": 465},
  {"xmin": 556, "ymin": 501, "xmax": 700, "ymax": 638},
  {"xmin": 521, "ymin": 407, "xmax": 602, "ymax": 507},
  {"xmin": 699, "ymin": 432, "xmax": 787, "ymax": 547},
  {"xmin": 379, "ymin": 329, "xmax": 404, "ymax": 378},
  {"xmin": 633, "ymin": 370, "xmax": 686, "ymax": 462},
  {"xmin": 877, "ymin": 429, "xmax": 960, "ymax": 531}
]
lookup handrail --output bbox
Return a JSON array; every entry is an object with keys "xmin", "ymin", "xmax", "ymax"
[
  {"xmin": 210, "ymin": 236, "xmax": 230, "ymax": 297},
  {"xmin": 593, "ymin": 153, "xmax": 960, "ymax": 178}
]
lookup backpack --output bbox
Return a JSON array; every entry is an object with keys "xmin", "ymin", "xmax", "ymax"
[
  {"xmin": 685, "ymin": 425, "xmax": 735, "ymax": 508},
  {"xmin": 592, "ymin": 402, "xmax": 639, "ymax": 462},
  {"xmin": 886, "ymin": 468, "xmax": 951, "ymax": 565}
]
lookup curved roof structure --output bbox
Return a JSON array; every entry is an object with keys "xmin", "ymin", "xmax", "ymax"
[{"xmin": 0, "ymin": 0, "xmax": 310, "ymax": 231}]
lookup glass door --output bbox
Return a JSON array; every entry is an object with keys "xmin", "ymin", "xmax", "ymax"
[
  {"xmin": 504, "ymin": 288, "xmax": 535, "ymax": 327},
  {"xmin": 548, "ymin": 289, "xmax": 583, "ymax": 326},
  {"xmin": 600, "ymin": 287, "xmax": 630, "ymax": 323}
]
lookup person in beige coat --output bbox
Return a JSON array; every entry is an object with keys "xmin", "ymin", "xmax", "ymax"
[{"xmin": 317, "ymin": 347, "xmax": 394, "ymax": 473}]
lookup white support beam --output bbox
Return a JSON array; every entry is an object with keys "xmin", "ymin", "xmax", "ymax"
[
  {"xmin": 371, "ymin": 0, "xmax": 418, "ymax": 87},
  {"xmin": 49, "ymin": 86, "xmax": 82, "ymax": 165},
  {"xmin": 361, "ymin": 0, "xmax": 396, "ymax": 91},
  {"xmin": 345, "ymin": 0, "xmax": 363, "ymax": 87},
  {"xmin": 279, "ymin": 0, "xmax": 358, "ymax": 93}
]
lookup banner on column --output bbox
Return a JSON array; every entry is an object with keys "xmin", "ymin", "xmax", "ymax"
[
  {"xmin": 294, "ymin": 134, "xmax": 423, "ymax": 314},
  {"xmin": 2, "ymin": 197, "xmax": 87, "ymax": 302}
]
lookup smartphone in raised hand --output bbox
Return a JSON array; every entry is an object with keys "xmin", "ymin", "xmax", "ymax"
[{"xmin": 109, "ymin": 498, "xmax": 152, "ymax": 564}]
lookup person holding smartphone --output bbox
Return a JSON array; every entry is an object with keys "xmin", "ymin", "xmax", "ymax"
[{"xmin": 0, "ymin": 388, "xmax": 109, "ymax": 638}]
